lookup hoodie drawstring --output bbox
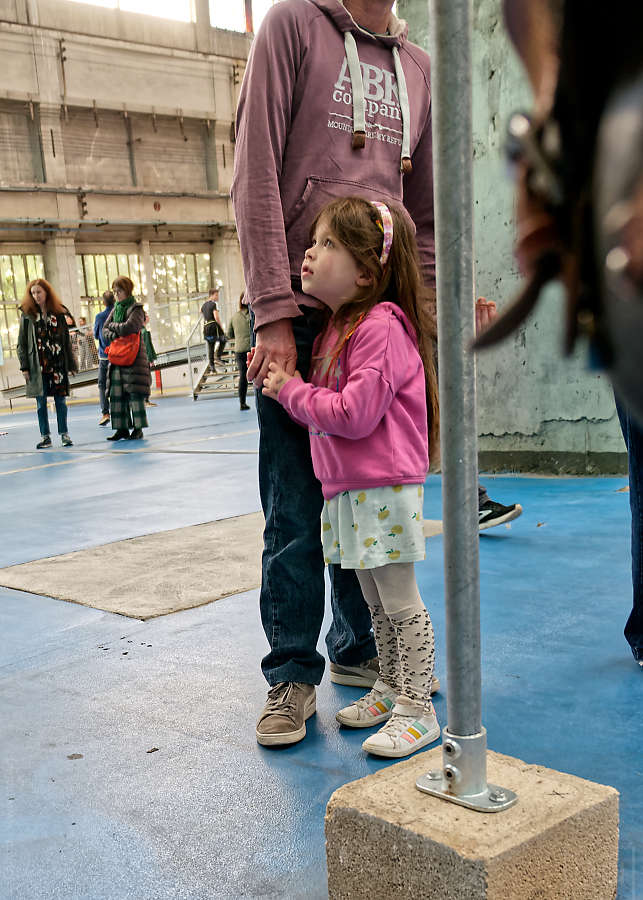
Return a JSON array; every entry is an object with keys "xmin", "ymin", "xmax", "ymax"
[
  {"xmin": 392, "ymin": 46, "xmax": 413, "ymax": 174},
  {"xmin": 342, "ymin": 31, "xmax": 413, "ymax": 173},
  {"xmin": 344, "ymin": 32, "xmax": 366, "ymax": 149}
]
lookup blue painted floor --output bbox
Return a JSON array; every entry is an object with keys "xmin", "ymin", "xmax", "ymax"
[{"xmin": 1, "ymin": 396, "xmax": 641, "ymax": 899}]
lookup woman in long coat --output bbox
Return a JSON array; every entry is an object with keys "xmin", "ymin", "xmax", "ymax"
[
  {"xmin": 17, "ymin": 279, "xmax": 77, "ymax": 449},
  {"xmin": 102, "ymin": 276, "xmax": 151, "ymax": 441}
]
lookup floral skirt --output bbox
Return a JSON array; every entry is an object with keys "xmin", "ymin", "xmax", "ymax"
[{"xmin": 322, "ymin": 484, "xmax": 425, "ymax": 570}]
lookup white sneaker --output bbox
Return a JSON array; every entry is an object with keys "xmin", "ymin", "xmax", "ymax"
[
  {"xmin": 362, "ymin": 704, "xmax": 440, "ymax": 758},
  {"xmin": 335, "ymin": 679, "xmax": 398, "ymax": 728}
]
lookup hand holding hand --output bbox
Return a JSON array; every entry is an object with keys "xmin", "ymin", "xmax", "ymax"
[
  {"xmin": 475, "ymin": 297, "xmax": 497, "ymax": 335},
  {"xmin": 247, "ymin": 318, "xmax": 297, "ymax": 387},
  {"xmin": 262, "ymin": 362, "xmax": 300, "ymax": 400}
]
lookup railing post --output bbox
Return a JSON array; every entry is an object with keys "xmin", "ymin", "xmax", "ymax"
[{"xmin": 416, "ymin": 0, "xmax": 517, "ymax": 813}]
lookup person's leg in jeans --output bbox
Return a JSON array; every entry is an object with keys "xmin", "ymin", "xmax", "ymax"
[
  {"xmin": 326, "ymin": 566, "xmax": 377, "ymax": 665},
  {"xmin": 36, "ymin": 395, "xmax": 50, "ymax": 436},
  {"xmin": 616, "ymin": 398, "xmax": 643, "ymax": 663},
  {"xmin": 236, "ymin": 351, "xmax": 248, "ymax": 407},
  {"xmin": 255, "ymin": 308, "xmax": 327, "ymax": 685},
  {"xmin": 54, "ymin": 395, "xmax": 68, "ymax": 435},
  {"xmin": 206, "ymin": 337, "xmax": 215, "ymax": 368},
  {"xmin": 98, "ymin": 358, "xmax": 109, "ymax": 415}
]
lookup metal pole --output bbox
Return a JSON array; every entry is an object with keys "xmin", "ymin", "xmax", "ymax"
[{"xmin": 416, "ymin": 0, "xmax": 517, "ymax": 812}]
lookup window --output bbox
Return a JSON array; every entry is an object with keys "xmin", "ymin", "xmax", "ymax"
[
  {"xmin": 0, "ymin": 255, "xmax": 45, "ymax": 357},
  {"xmin": 152, "ymin": 252, "xmax": 211, "ymax": 347},
  {"xmin": 77, "ymin": 253, "xmax": 145, "ymax": 323}
]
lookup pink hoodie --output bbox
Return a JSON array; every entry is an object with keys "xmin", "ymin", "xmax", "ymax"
[
  {"xmin": 278, "ymin": 302, "xmax": 429, "ymax": 499},
  {"xmin": 231, "ymin": 0, "xmax": 435, "ymax": 330}
]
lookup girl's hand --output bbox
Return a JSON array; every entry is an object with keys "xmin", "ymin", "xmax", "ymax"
[
  {"xmin": 262, "ymin": 362, "xmax": 301, "ymax": 400},
  {"xmin": 475, "ymin": 297, "xmax": 497, "ymax": 335}
]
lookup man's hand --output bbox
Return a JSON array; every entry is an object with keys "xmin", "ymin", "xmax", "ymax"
[
  {"xmin": 247, "ymin": 318, "xmax": 297, "ymax": 387},
  {"xmin": 475, "ymin": 297, "xmax": 497, "ymax": 335},
  {"xmin": 262, "ymin": 362, "xmax": 301, "ymax": 401}
]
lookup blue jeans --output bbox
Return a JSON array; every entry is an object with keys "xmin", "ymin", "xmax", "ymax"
[
  {"xmin": 98, "ymin": 357, "xmax": 109, "ymax": 415},
  {"xmin": 616, "ymin": 399, "xmax": 643, "ymax": 661},
  {"xmin": 36, "ymin": 394, "xmax": 68, "ymax": 436},
  {"xmin": 254, "ymin": 306, "xmax": 376, "ymax": 685}
]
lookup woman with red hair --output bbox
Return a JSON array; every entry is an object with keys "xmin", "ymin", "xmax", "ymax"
[{"xmin": 17, "ymin": 279, "xmax": 77, "ymax": 448}]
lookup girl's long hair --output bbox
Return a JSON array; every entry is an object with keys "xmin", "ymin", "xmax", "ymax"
[
  {"xmin": 310, "ymin": 196, "xmax": 439, "ymax": 455},
  {"xmin": 20, "ymin": 279, "xmax": 67, "ymax": 318}
]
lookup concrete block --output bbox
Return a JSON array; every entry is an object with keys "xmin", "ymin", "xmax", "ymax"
[{"xmin": 326, "ymin": 749, "xmax": 618, "ymax": 899}]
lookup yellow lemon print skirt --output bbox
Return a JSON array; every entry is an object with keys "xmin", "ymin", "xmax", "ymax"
[{"xmin": 321, "ymin": 484, "xmax": 425, "ymax": 569}]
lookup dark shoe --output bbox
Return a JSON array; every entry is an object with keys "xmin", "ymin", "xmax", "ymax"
[
  {"xmin": 36, "ymin": 435, "xmax": 52, "ymax": 449},
  {"xmin": 256, "ymin": 682, "xmax": 316, "ymax": 746},
  {"xmin": 329, "ymin": 657, "xmax": 380, "ymax": 687},
  {"xmin": 240, "ymin": 403, "xmax": 250, "ymax": 411},
  {"xmin": 61, "ymin": 433, "xmax": 73, "ymax": 447},
  {"xmin": 107, "ymin": 429, "xmax": 130, "ymax": 441},
  {"xmin": 99, "ymin": 414, "xmax": 110, "ymax": 426},
  {"xmin": 329, "ymin": 658, "xmax": 440, "ymax": 694},
  {"xmin": 478, "ymin": 498, "xmax": 523, "ymax": 531},
  {"xmin": 129, "ymin": 428, "xmax": 144, "ymax": 440}
]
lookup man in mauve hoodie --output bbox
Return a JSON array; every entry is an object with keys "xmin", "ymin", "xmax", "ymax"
[{"xmin": 232, "ymin": 0, "xmax": 514, "ymax": 747}]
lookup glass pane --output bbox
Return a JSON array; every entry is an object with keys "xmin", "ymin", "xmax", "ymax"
[
  {"xmin": 186, "ymin": 254, "xmax": 197, "ymax": 295},
  {"xmin": 76, "ymin": 257, "xmax": 86, "ymax": 294},
  {"xmin": 95, "ymin": 256, "xmax": 109, "ymax": 293},
  {"xmin": 1, "ymin": 258, "xmax": 16, "ymax": 302},
  {"xmin": 106, "ymin": 255, "xmax": 120, "ymax": 287},
  {"xmin": 196, "ymin": 253, "xmax": 210, "ymax": 292},
  {"xmin": 11, "ymin": 257, "xmax": 26, "ymax": 302},
  {"xmin": 117, "ymin": 253, "xmax": 130, "ymax": 275},
  {"xmin": 83, "ymin": 257, "xmax": 98, "ymax": 297}
]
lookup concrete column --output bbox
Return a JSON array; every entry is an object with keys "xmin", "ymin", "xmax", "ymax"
[
  {"xmin": 211, "ymin": 229, "xmax": 244, "ymax": 327},
  {"xmin": 43, "ymin": 237, "xmax": 81, "ymax": 317},
  {"xmin": 194, "ymin": 0, "xmax": 211, "ymax": 54}
]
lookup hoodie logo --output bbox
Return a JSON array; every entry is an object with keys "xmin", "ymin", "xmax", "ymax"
[{"xmin": 329, "ymin": 58, "xmax": 403, "ymax": 145}]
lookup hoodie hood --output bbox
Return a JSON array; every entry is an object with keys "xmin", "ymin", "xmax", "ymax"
[{"xmin": 309, "ymin": 0, "xmax": 413, "ymax": 172}]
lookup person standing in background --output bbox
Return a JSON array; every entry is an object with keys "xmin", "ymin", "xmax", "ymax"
[
  {"xmin": 201, "ymin": 287, "xmax": 226, "ymax": 371},
  {"xmin": 17, "ymin": 279, "xmax": 77, "ymax": 448},
  {"xmin": 94, "ymin": 290, "xmax": 114, "ymax": 426},
  {"xmin": 226, "ymin": 293, "xmax": 251, "ymax": 411},
  {"xmin": 142, "ymin": 312, "xmax": 158, "ymax": 408}
]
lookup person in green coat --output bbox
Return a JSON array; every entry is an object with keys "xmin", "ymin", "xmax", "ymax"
[
  {"xmin": 226, "ymin": 293, "xmax": 251, "ymax": 410},
  {"xmin": 17, "ymin": 279, "xmax": 78, "ymax": 449}
]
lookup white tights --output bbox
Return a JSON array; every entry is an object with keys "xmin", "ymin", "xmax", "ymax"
[{"xmin": 356, "ymin": 562, "xmax": 435, "ymax": 711}]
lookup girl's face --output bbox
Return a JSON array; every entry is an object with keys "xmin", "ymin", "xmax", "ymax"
[
  {"xmin": 301, "ymin": 218, "xmax": 371, "ymax": 313},
  {"xmin": 31, "ymin": 283, "xmax": 47, "ymax": 307},
  {"xmin": 113, "ymin": 286, "xmax": 127, "ymax": 300}
]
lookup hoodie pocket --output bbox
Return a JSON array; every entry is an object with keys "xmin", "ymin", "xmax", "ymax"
[{"xmin": 284, "ymin": 175, "xmax": 399, "ymax": 261}]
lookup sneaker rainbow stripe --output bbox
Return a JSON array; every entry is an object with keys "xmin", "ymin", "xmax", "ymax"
[
  {"xmin": 401, "ymin": 721, "xmax": 429, "ymax": 744},
  {"xmin": 367, "ymin": 697, "xmax": 394, "ymax": 716}
]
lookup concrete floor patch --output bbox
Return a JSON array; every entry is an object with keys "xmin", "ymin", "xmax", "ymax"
[{"xmin": 0, "ymin": 512, "xmax": 265, "ymax": 619}]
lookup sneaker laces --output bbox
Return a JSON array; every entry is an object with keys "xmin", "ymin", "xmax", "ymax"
[
  {"xmin": 378, "ymin": 713, "xmax": 417, "ymax": 740},
  {"xmin": 352, "ymin": 687, "xmax": 394, "ymax": 712},
  {"xmin": 263, "ymin": 682, "xmax": 302, "ymax": 723}
]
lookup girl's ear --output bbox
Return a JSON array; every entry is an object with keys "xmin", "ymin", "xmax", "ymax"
[{"xmin": 356, "ymin": 268, "xmax": 374, "ymax": 287}]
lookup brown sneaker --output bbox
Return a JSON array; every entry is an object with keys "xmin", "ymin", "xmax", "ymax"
[{"xmin": 256, "ymin": 682, "xmax": 316, "ymax": 746}]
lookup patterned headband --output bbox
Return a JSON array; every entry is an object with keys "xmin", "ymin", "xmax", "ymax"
[{"xmin": 371, "ymin": 201, "xmax": 394, "ymax": 268}]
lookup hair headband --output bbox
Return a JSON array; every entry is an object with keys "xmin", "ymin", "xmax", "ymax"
[{"xmin": 371, "ymin": 201, "xmax": 394, "ymax": 268}]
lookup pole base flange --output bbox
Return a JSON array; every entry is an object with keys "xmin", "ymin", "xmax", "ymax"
[{"xmin": 416, "ymin": 772, "xmax": 518, "ymax": 812}]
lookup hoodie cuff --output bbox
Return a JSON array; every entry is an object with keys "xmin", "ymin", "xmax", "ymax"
[{"xmin": 251, "ymin": 290, "xmax": 302, "ymax": 330}]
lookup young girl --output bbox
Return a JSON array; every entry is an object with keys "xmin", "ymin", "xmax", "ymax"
[{"xmin": 262, "ymin": 196, "xmax": 440, "ymax": 759}]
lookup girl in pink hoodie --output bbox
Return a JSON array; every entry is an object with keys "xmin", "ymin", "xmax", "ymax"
[{"xmin": 262, "ymin": 196, "xmax": 440, "ymax": 758}]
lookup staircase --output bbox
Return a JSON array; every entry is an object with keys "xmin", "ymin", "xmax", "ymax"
[{"xmin": 192, "ymin": 347, "xmax": 252, "ymax": 401}]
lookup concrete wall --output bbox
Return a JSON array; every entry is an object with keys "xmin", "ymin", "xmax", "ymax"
[{"xmin": 398, "ymin": 0, "xmax": 625, "ymax": 472}]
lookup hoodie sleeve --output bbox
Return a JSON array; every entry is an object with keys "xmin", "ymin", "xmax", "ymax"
[
  {"xmin": 403, "ymin": 99, "xmax": 436, "ymax": 292},
  {"xmin": 278, "ymin": 313, "xmax": 409, "ymax": 439},
  {"xmin": 231, "ymin": 4, "xmax": 305, "ymax": 330}
]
